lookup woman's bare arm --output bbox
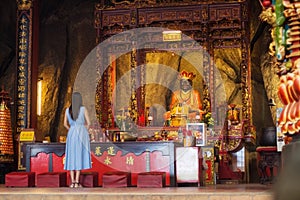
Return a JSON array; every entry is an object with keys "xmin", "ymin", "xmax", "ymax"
[
  {"xmin": 64, "ymin": 110, "xmax": 69, "ymax": 130},
  {"xmin": 84, "ymin": 108, "xmax": 91, "ymax": 127}
]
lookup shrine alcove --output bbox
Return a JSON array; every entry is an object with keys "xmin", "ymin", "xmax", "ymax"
[
  {"xmin": 86, "ymin": 1, "xmax": 254, "ymax": 183},
  {"xmin": 90, "ymin": 0, "xmax": 253, "ymax": 140}
]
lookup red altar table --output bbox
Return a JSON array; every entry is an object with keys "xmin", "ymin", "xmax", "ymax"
[{"xmin": 24, "ymin": 142, "xmax": 180, "ymax": 186}]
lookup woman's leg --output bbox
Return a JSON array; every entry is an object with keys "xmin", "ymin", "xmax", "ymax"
[
  {"xmin": 75, "ymin": 170, "xmax": 82, "ymax": 187},
  {"xmin": 69, "ymin": 170, "xmax": 75, "ymax": 187}
]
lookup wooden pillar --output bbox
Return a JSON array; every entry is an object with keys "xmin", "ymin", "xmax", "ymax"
[
  {"xmin": 16, "ymin": 0, "xmax": 39, "ymax": 132},
  {"xmin": 31, "ymin": 0, "xmax": 39, "ymax": 129}
]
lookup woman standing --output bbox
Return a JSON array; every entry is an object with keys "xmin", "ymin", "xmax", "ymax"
[{"xmin": 64, "ymin": 92, "xmax": 91, "ymax": 188}]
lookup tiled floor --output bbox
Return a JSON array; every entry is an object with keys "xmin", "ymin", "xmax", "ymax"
[{"xmin": 0, "ymin": 184, "xmax": 274, "ymax": 200}]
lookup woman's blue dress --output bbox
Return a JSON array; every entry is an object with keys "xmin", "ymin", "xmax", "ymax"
[{"xmin": 64, "ymin": 106, "xmax": 91, "ymax": 170}]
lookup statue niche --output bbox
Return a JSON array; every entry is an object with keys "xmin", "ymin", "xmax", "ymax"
[{"xmin": 113, "ymin": 51, "xmax": 205, "ymax": 128}]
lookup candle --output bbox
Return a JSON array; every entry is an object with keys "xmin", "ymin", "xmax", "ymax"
[{"xmin": 148, "ymin": 115, "xmax": 153, "ymax": 121}]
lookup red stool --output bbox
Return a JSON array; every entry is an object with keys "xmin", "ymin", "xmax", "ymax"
[
  {"xmin": 137, "ymin": 172, "xmax": 166, "ymax": 188},
  {"xmin": 36, "ymin": 172, "xmax": 67, "ymax": 187},
  {"xmin": 5, "ymin": 172, "xmax": 35, "ymax": 187},
  {"xmin": 79, "ymin": 172, "xmax": 98, "ymax": 187},
  {"xmin": 102, "ymin": 171, "xmax": 131, "ymax": 188}
]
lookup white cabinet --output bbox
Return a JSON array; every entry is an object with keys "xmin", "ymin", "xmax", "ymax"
[{"xmin": 176, "ymin": 147, "xmax": 201, "ymax": 185}]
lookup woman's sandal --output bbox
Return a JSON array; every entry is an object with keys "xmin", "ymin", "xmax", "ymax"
[
  {"xmin": 74, "ymin": 182, "xmax": 82, "ymax": 188},
  {"xmin": 69, "ymin": 182, "xmax": 75, "ymax": 188}
]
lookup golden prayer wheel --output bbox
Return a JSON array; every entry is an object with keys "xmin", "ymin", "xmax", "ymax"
[{"xmin": 0, "ymin": 88, "xmax": 14, "ymax": 163}]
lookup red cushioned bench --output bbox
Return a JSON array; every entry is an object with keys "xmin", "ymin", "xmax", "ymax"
[
  {"xmin": 5, "ymin": 172, "xmax": 35, "ymax": 187},
  {"xmin": 36, "ymin": 172, "xmax": 67, "ymax": 187},
  {"xmin": 102, "ymin": 171, "xmax": 131, "ymax": 188},
  {"xmin": 79, "ymin": 171, "xmax": 98, "ymax": 187},
  {"xmin": 137, "ymin": 172, "xmax": 166, "ymax": 188}
]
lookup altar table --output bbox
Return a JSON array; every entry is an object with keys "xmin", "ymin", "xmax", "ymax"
[{"xmin": 24, "ymin": 142, "xmax": 181, "ymax": 186}]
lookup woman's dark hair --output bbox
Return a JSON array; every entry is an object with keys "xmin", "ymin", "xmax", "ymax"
[
  {"xmin": 69, "ymin": 105, "xmax": 74, "ymax": 119},
  {"xmin": 69, "ymin": 92, "xmax": 83, "ymax": 120}
]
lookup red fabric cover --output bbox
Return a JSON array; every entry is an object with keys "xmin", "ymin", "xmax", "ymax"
[
  {"xmin": 79, "ymin": 172, "xmax": 98, "ymax": 187},
  {"xmin": 102, "ymin": 171, "xmax": 131, "ymax": 188},
  {"xmin": 36, "ymin": 172, "xmax": 67, "ymax": 187},
  {"xmin": 137, "ymin": 172, "xmax": 166, "ymax": 188},
  {"xmin": 5, "ymin": 172, "xmax": 35, "ymax": 187}
]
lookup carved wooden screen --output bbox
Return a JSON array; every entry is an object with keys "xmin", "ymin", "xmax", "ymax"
[{"xmin": 94, "ymin": 0, "xmax": 252, "ymax": 142}]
